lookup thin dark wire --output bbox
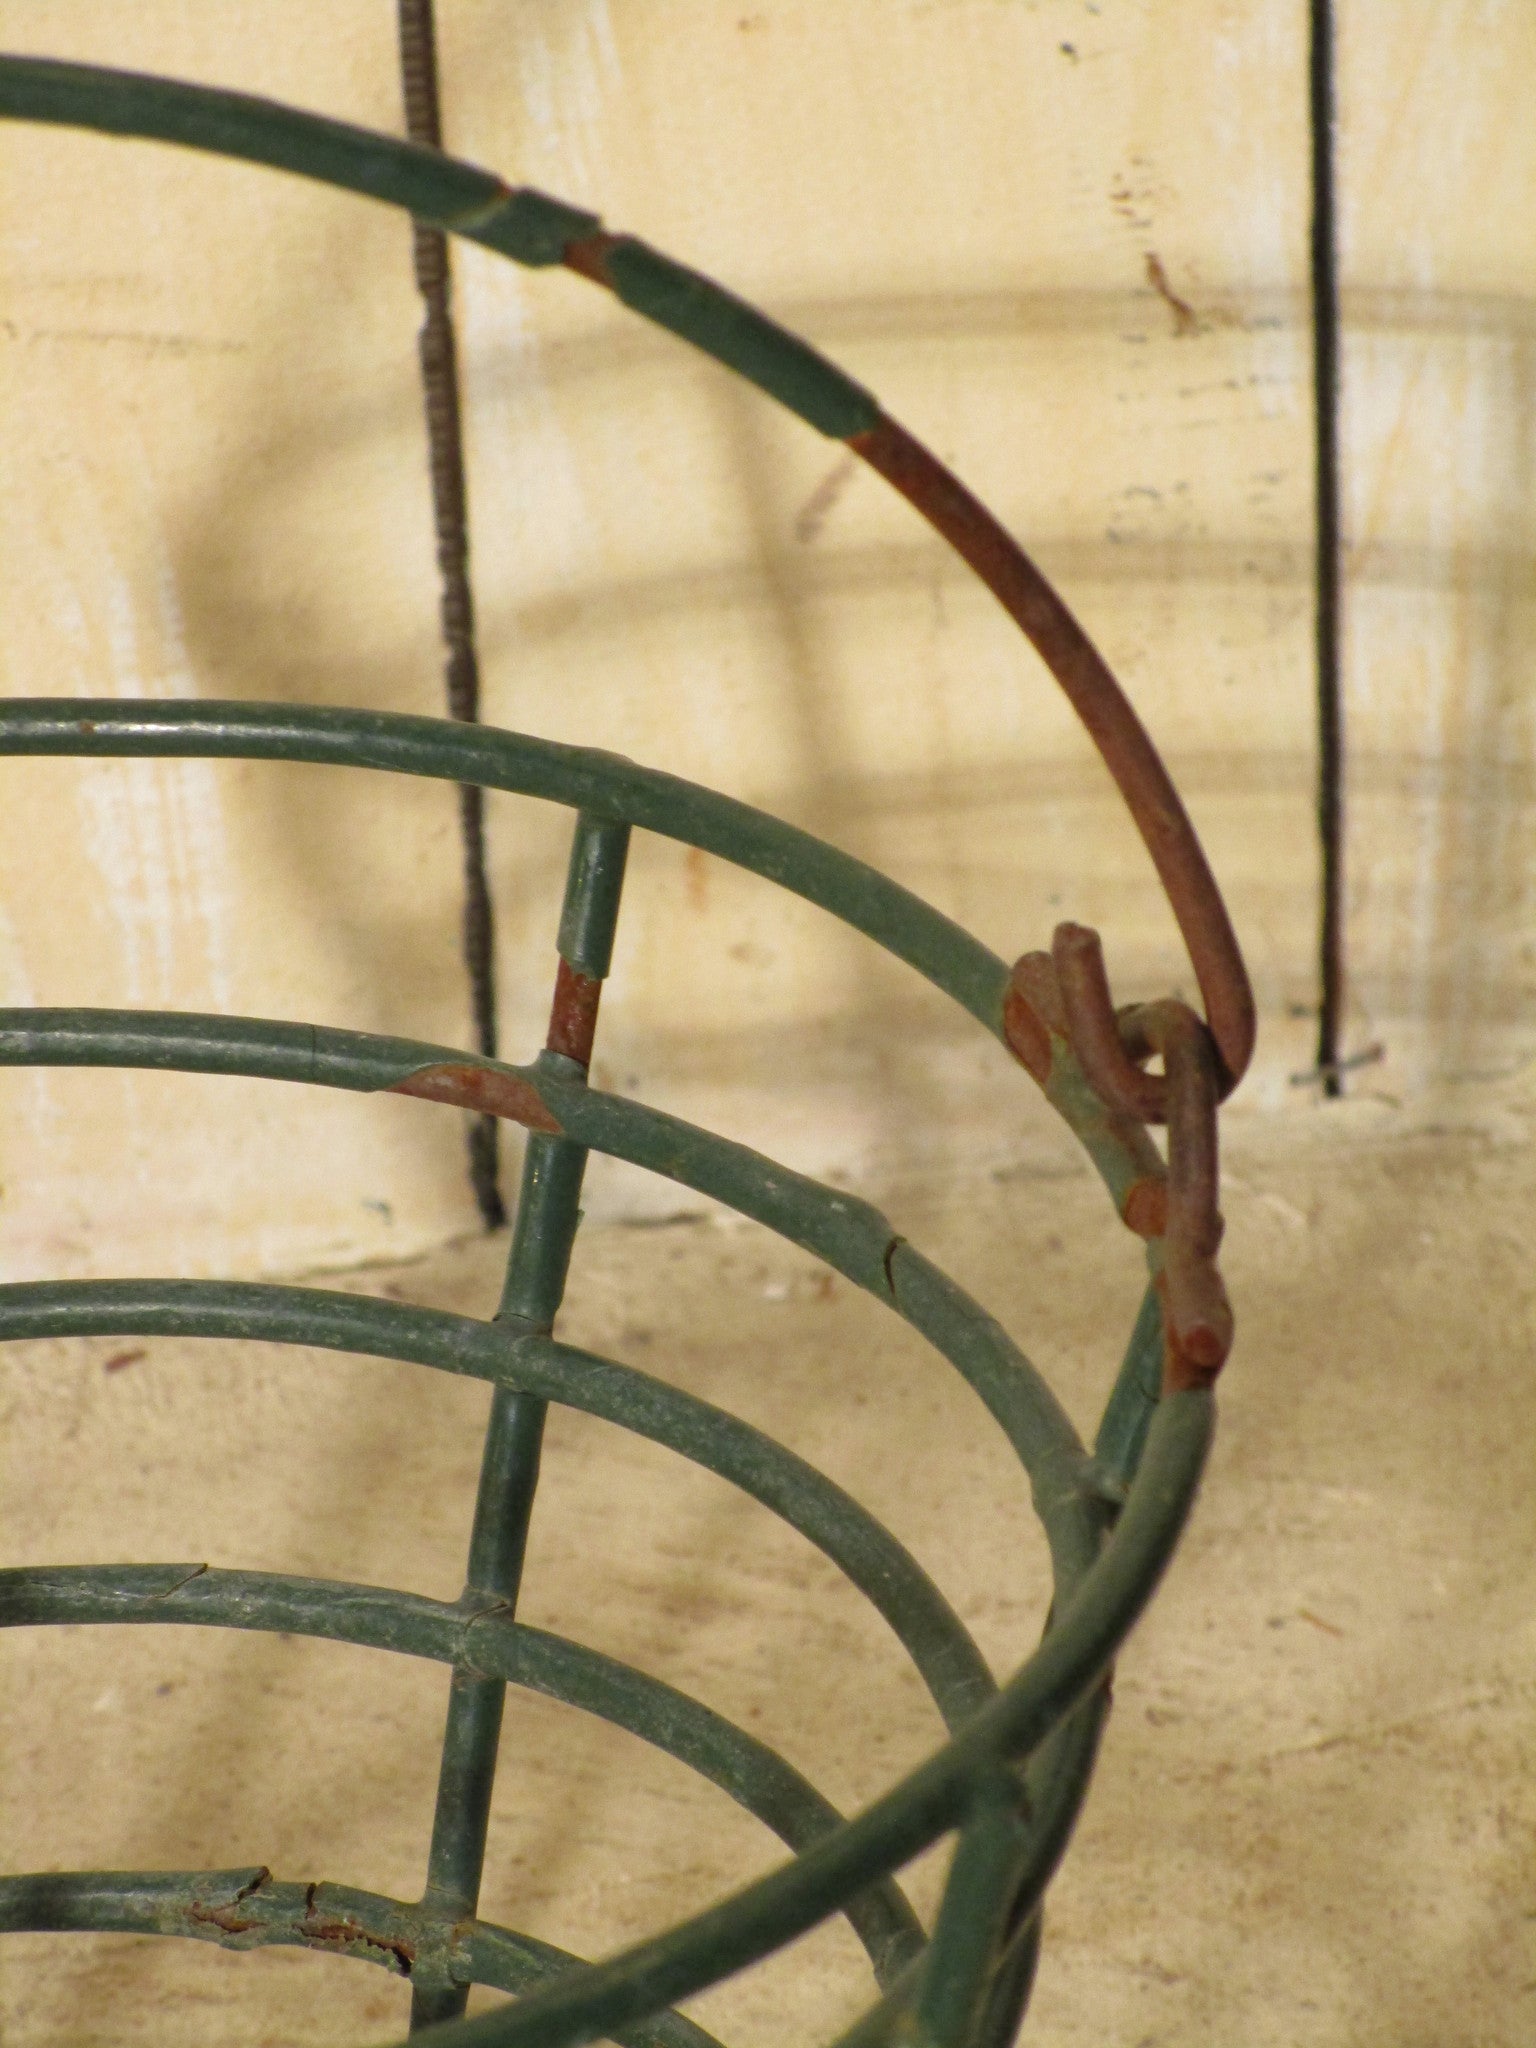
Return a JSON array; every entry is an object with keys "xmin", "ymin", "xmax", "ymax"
[
  {"xmin": 398, "ymin": 0, "xmax": 506, "ymax": 1221},
  {"xmin": 1310, "ymin": 0, "xmax": 1345, "ymax": 1097}
]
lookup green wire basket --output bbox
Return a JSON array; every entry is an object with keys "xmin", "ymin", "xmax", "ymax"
[{"xmin": 0, "ymin": 55, "xmax": 1255, "ymax": 2048}]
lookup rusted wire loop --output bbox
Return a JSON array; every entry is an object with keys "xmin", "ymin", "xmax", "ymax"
[
  {"xmin": 1007, "ymin": 931, "xmax": 1232, "ymax": 1385},
  {"xmin": 1050, "ymin": 923, "xmax": 1173, "ymax": 1124},
  {"xmin": 1121, "ymin": 999, "xmax": 1231, "ymax": 1387}
]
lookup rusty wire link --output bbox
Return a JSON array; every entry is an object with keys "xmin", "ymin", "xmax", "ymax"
[
  {"xmin": 1121, "ymin": 1000, "xmax": 1230, "ymax": 1388},
  {"xmin": 1052, "ymin": 922, "xmax": 1174, "ymax": 1126},
  {"xmin": 1006, "ymin": 931, "xmax": 1232, "ymax": 1391}
]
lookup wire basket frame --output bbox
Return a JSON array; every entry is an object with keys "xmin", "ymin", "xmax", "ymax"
[{"xmin": 0, "ymin": 56, "xmax": 1255, "ymax": 2048}]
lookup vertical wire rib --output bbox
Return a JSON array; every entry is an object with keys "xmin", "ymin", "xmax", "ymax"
[
  {"xmin": 912, "ymin": 1777, "xmax": 1031, "ymax": 2048},
  {"xmin": 397, "ymin": 0, "xmax": 506, "ymax": 1219},
  {"xmin": 410, "ymin": 816, "xmax": 631, "ymax": 2032},
  {"xmin": 1310, "ymin": 0, "xmax": 1346, "ymax": 1096},
  {"xmin": 972, "ymin": 1915, "xmax": 1041, "ymax": 2048}
]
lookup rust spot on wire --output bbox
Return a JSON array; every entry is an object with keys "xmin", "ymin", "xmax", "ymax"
[
  {"xmin": 848, "ymin": 414, "xmax": 1254, "ymax": 1099},
  {"xmin": 392, "ymin": 1065, "xmax": 561, "ymax": 1133},
  {"xmin": 1002, "ymin": 983, "xmax": 1051, "ymax": 1084},
  {"xmin": 186, "ymin": 1869, "xmax": 270, "ymax": 1938},
  {"xmin": 1002, "ymin": 956, "xmax": 1054, "ymax": 1084},
  {"xmin": 1121, "ymin": 1177, "xmax": 1168, "ymax": 1240},
  {"xmin": 188, "ymin": 1900, "xmax": 259, "ymax": 1936},
  {"xmin": 546, "ymin": 958, "xmax": 603, "ymax": 1069},
  {"xmin": 562, "ymin": 230, "xmax": 623, "ymax": 285},
  {"xmin": 1157, "ymin": 1259, "xmax": 1230, "ymax": 1392},
  {"xmin": 1053, "ymin": 922, "xmax": 1168, "ymax": 1124},
  {"xmin": 184, "ymin": 1871, "xmax": 410, "ymax": 1971},
  {"xmin": 301, "ymin": 1910, "xmax": 414, "ymax": 1976}
]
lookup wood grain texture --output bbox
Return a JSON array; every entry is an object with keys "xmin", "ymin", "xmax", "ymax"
[{"xmin": 1335, "ymin": 0, "xmax": 1536, "ymax": 1096}]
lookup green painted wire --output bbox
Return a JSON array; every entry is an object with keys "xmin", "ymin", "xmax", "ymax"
[
  {"xmin": 0, "ymin": 1278, "xmax": 999, "ymax": 1729},
  {"xmin": 0, "ymin": 698, "xmax": 1013, "ymax": 1043},
  {"xmin": 0, "ymin": 1564, "xmax": 922, "ymax": 1981},
  {"xmin": 384, "ymin": 1391, "xmax": 1214, "ymax": 2048},
  {"xmin": 0, "ymin": 1870, "xmax": 721, "ymax": 2048}
]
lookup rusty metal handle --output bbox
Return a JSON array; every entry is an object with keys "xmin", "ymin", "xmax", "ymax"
[
  {"xmin": 849, "ymin": 420, "xmax": 1255, "ymax": 1104},
  {"xmin": 560, "ymin": 239, "xmax": 1255, "ymax": 1103},
  {"xmin": 1122, "ymin": 1000, "xmax": 1231, "ymax": 1386},
  {"xmin": 1006, "ymin": 944, "xmax": 1233, "ymax": 1387}
]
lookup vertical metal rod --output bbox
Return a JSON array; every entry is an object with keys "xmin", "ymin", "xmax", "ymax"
[
  {"xmin": 1311, "ymin": 0, "xmax": 1346, "ymax": 1096},
  {"xmin": 973, "ymin": 1912, "xmax": 1041, "ymax": 2048},
  {"xmin": 410, "ymin": 814, "xmax": 630, "ymax": 2031},
  {"xmin": 913, "ymin": 1775, "xmax": 1030, "ymax": 2048},
  {"xmin": 397, "ymin": 0, "xmax": 506, "ymax": 1221},
  {"xmin": 1091, "ymin": 1283, "xmax": 1164, "ymax": 1501}
]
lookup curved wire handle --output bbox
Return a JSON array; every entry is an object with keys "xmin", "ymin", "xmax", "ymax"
[
  {"xmin": 556, "ymin": 234, "xmax": 1256, "ymax": 1108},
  {"xmin": 565, "ymin": 227, "xmax": 1252, "ymax": 1366}
]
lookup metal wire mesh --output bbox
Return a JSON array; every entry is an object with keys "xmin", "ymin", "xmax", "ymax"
[{"xmin": 0, "ymin": 55, "xmax": 1252, "ymax": 2048}]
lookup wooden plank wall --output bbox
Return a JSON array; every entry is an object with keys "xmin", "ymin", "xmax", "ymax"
[{"xmin": 1337, "ymin": 1, "xmax": 1536, "ymax": 1097}]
